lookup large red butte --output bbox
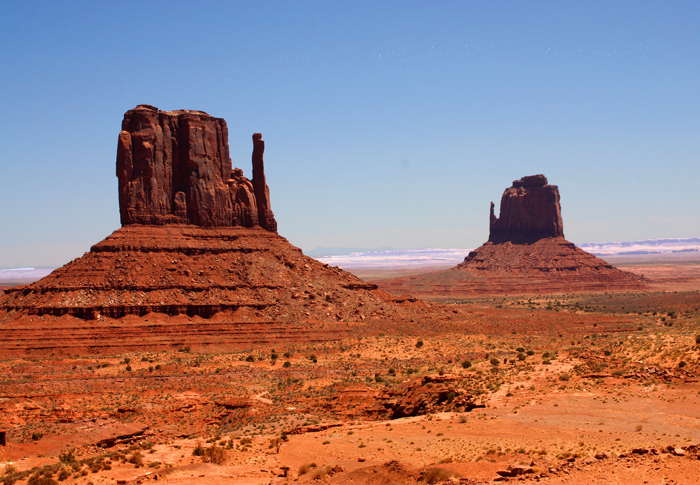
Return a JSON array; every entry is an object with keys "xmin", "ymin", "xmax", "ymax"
[{"xmin": 0, "ymin": 106, "xmax": 400, "ymax": 331}]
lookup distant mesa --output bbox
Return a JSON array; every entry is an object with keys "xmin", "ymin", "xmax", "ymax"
[
  {"xmin": 488, "ymin": 174, "xmax": 563, "ymax": 244},
  {"xmin": 0, "ymin": 106, "xmax": 412, "ymax": 353},
  {"xmin": 379, "ymin": 174, "xmax": 647, "ymax": 298}
]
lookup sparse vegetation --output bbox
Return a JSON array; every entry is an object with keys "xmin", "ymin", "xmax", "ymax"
[
  {"xmin": 298, "ymin": 462, "xmax": 317, "ymax": 475},
  {"xmin": 128, "ymin": 451, "xmax": 144, "ymax": 467},
  {"xmin": 421, "ymin": 467, "xmax": 454, "ymax": 484},
  {"xmin": 1, "ymin": 282, "xmax": 698, "ymax": 483},
  {"xmin": 193, "ymin": 444, "xmax": 226, "ymax": 464}
]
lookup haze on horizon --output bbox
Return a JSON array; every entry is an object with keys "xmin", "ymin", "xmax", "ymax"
[{"xmin": 1, "ymin": 1, "xmax": 698, "ymax": 268}]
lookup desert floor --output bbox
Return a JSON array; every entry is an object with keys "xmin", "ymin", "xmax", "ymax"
[{"xmin": 1, "ymin": 254, "xmax": 699, "ymax": 484}]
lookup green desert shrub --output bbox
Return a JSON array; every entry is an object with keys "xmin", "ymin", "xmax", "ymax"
[
  {"xmin": 298, "ymin": 462, "xmax": 317, "ymax": 475},
  {"xmin": 421, "ymin": 467, "xmax": 454, "ymax": 484},
  {"xmin": 128, "ymin": 452, "xmax": 144, "ymax": 467},
  {"xmin": 193, "ymin": 444, "xmax": 225, "ymax": 464},
  {"xmin": 27, "ymin": 476, "xmax": 57, "ymax": 485},
  {"xmin": 58, "ymin": 450, "xmax": 76, "ymax": 466}
]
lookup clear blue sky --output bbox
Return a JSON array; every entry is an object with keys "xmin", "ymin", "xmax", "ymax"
[{"xmin": 1, "ymin": 1, "xmax": 698, "ymax": 267}]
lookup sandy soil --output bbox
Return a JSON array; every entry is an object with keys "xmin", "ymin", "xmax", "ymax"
[{"xmin": 0, "ymin": 258, "xmax": 699, "ymax": 484}]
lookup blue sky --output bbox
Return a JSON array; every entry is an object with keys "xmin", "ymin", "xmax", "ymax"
[{"xmin": 1, "ymin": 1, "xmax": 698, "ymax": 267}]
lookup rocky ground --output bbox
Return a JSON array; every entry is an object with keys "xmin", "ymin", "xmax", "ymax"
[{"xmin": 1, "ymin": 280, "xmax": 699, "ymax": 484}]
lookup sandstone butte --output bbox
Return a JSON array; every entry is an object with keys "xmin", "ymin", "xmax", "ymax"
[
  {"xmin": 116, "ymin": 105, "xmax": 276, "ymax": 231},
  {"xmin": 378, "ymin": 174, "xmax": 647, "ymax": 298},
  {"xmin": 0, "ymin": 105, "xmax": 419, "ymax": 354}
]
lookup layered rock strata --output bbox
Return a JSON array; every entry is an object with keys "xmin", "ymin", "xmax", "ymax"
[{"xmin": 0, "ymin": 225, "xmax": 389, "ymax": 321}]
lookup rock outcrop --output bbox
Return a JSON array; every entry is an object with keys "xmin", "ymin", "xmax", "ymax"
[
  {"xmin": 489, "ymin": 174, "xmax": 563, "ymax": 243},
  {"xmin": 117, "ymin": 105, "xmax": 277, "ymax": 230},
  {"xmin": 0, "ymin": 106, "xmax": 421, "ymax": 350},
  {"xmin": 377, "ymin": 174, "xmax": 646, "ymax": 298},
  {"xmin": 0, "ymin": 225, "xmax": 389, "ymax": 321}
]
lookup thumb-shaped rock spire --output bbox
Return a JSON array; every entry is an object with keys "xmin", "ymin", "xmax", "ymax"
[{"xmin": 252, "ymin": 133, "xmax": 277, "ymax": 232}]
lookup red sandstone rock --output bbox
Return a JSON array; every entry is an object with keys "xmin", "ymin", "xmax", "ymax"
[
  {"xmin": 251, "ymin": 133, "xmax": 277, "ymax": 232},
  {"xmin": 117, "ymin": 105, "xmax": 277, "ymax": 230},
  {"xmin": 0, "ymin": 106, "xmax": 422, "ymax": 330},
  {"xmin": 460, "ymin": 175, "xmax": 646, "ymax": 291},
  {"xmin": 489, "ymin": 174, "xmax": 563, "ymax": 243},
  {"xmin": 377, "ymin": 174, "xmax": 646, "ymax": 297}
]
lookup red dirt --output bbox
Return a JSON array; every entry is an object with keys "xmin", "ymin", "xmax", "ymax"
[{"xmin": 1, "ymin": 297, "xmax": 698, "ymax": 484}]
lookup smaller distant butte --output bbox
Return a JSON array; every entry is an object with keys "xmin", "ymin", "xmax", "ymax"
[
  {"xmin": 0, "ymin": 106, "xmax": 415, "ymax": 346},
  {"xmin": 488, "ymin": 174, "xmax": 563, "ymax": 244},
  {"xmin": 379, "ymin": 174, "xmax": 647, "ymax": 298}
]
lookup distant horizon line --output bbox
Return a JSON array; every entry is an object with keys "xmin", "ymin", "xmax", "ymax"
[
  {"xmin": 308, "ymin": 236, "xmax": 700, "ymax": 257},
  {"xmin": 3, "ymin": 236, "xmax": 698, "ymax": 276},
  {"xmin": 312, "ymin": 236, "xmax": 700, "ymax": 269}
]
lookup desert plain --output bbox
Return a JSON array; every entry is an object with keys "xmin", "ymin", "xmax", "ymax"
[{"xmin": 0, "ymin": 250, "xmax": 699, "ymax": 485}]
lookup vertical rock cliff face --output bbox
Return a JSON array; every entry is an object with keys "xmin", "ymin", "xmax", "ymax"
[
  {"xmin": 488, "ymin": 174, "xmax": 564, "ymax": 243},
  {"xmin": 116, "ymin": 105, "xmax": 277, "ymax": 230}
]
